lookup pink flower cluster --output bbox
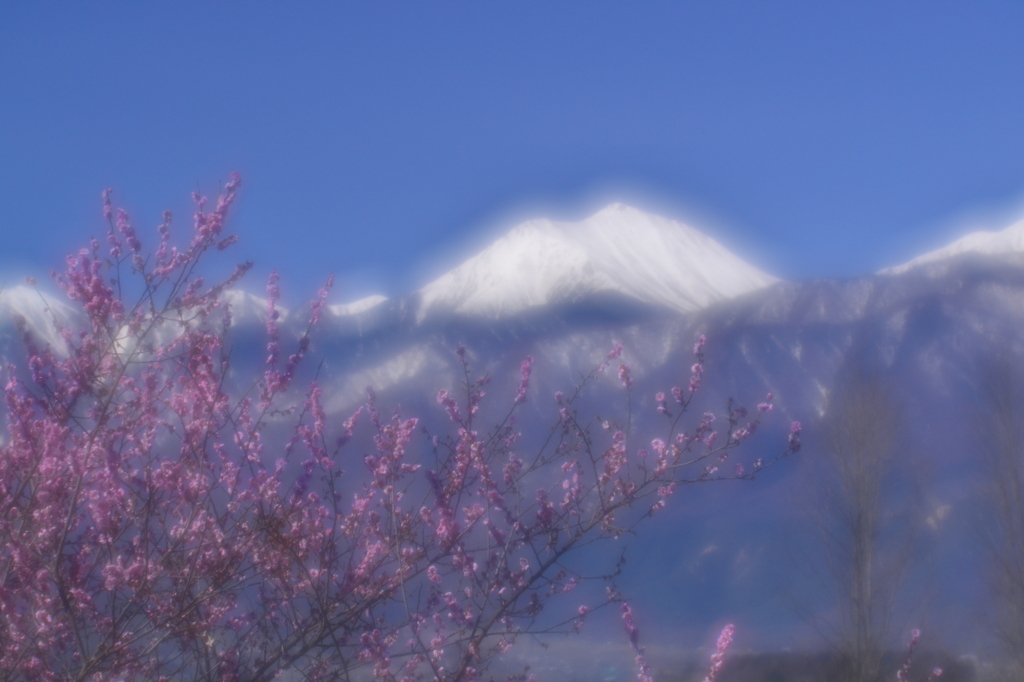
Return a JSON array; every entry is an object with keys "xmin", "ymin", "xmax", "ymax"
[
  {"xmin": 0, "ymin": 179, "xmax": 796, "ymax": 682},
  {"xmin": 897, "ymin": 629, "xmax": 943, "ymax": 682},
  {"xmin": 703, "ymin": 623, "xmax": 735, "ymax": 682},
  {"xmin": 621, "ymin": 601, "xmax": 653, "ymax": 682}
]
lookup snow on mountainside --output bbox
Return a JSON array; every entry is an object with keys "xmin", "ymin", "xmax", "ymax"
[
  {"xmin": 221, "ymin": 289, "xmax": 289, "ymax": 326},
  {"xmin": 0, "ymin": 285, "xmax": 76, "ymax": 354},
  {"xmin": 329, "ymin": 294, "xmax": 388, "ymax": 317},
  {"xmin": 882, "ymin": 216, "xmax": 1024, "ymax": 275},
  {"xmin": 417, "ymin": 203, "xmax": 778, "ymax": 320}
]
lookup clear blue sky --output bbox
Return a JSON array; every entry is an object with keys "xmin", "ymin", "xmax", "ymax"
[{"xmin": 2, "ymin": 2, "xmax": 1023, "ymax": 303}]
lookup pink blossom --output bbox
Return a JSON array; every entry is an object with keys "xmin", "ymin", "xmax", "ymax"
[
  {"xmin": 515, "ymin": 355, "xmax": 534, "ymax": 403},
  {"xmin": 789, "ymin": 420, "xmax": 802, "ymax": 452},
  {"xmin": 618, "ymin": 362, "xmax": 633, "ymax": 388},
  {"xmin": 703, "ymin": 623, "xmax": 735, "ymax": 682},
  {"xmin": 694, "ymin": 334, "xmax": 707, "ymax": 356}
]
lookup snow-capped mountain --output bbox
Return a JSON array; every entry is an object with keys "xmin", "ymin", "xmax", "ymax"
[
  {"xmin": 882, "ymin": 216, "xmax": 1024, "ymax": 275},
  {"xmin": 416, "ymin": 203, "xmax": 777, "ymax": 320}
]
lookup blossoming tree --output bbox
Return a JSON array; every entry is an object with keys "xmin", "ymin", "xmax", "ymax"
[{"xmin": 0, "ymin": 176, "xmax": 798, "ymax": 681}]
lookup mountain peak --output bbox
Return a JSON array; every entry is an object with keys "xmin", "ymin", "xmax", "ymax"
[
  {"xmin": 594, "ymin": 202, "xmax": 630, "ymax": 214},
  {"xmin": 417, "ymin": 204, "xmax": 777, "ymax": 320}
]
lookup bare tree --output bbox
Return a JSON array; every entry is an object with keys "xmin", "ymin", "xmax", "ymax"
[
  {"xmin": 806, "ymin": 372, "xmax": 919, "ymax": 682},
  {"xmin": 975, "ymin": 349, "xmax": 1024, "ymax": 679}
]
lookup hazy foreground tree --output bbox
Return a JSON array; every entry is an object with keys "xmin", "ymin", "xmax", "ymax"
[
  {"xmin": 975, "ymin": 349, "xmax": 1024, "ymax": 680},
  {"xmin": 0, "ymin": 177, "xmax": 797, "ymax": 681},
  {"xmin": 807, "ymin": 372, "xmax": 918, "ymax": 682}
]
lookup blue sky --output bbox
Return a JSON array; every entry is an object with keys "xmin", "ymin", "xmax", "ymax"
[{"xmin": 2, "ymin": 2, "xmax": 1023, "ymax": 303}]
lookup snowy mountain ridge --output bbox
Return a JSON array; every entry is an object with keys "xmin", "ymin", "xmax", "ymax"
[
  {"xmin": 9, "ymin": 206, "xmax": 1024, "ymax": 347},
  {"xmin": 416, "ymin": 203, "xmax": 778, "ymax": 319},
  {"xmin": 881, "ymin": 216, "xmax": 1024, "ymax": 275}
]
